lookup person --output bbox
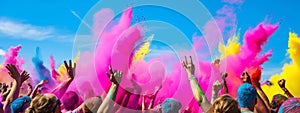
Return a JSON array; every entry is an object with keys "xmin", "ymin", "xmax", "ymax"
[
  {"xmin": 4, "ymin": 64, "xmax": 30, "ymax": 113},
  {"xmin": 24, "ymin": 60, "xmax": 76, "ymax": 113},
  {"xmin": 211, "ymin": 80, "xmax": 223, "ymax": 103},
  {"xmin": 278, "ymin": 79, "xmax": 293, "ymax": 98},
  {"xmin": 25, "ymin": 94, "xmax": 61, "ymax": 113},
  {"xmin": 278, "ymin": 98, "xmax": 300, "ymax": 113},
  {"xmin": 69, "ymin": 96, "xmax": 102, "ymax": 113},
  {"xmin": 10, "ymin": 96, "xmax": 31, "ymax": 113},
  {"xmin": 142, "ymin": 84, "xmax": 162, "ymax": 111},
  {"xmin": 182, "ymin": 56, "xmax": 211, "ymax": 112},
  {"xmin": 61, "ymin": 91, "xmax": 80, "ymax": 112},
  {"xmin": 207, "ymin": 94, "xmax": 240, "ymax": 113},
  {"xmin": 237, "ymin": 83, "xmax": 257, "ymax": 113},
  {"xmin": 270, "ymin": 94, "xmax": 288, "ymax": 113},
  {"xmin": 51, "ymin": 60, "xmax": 77, "ymax": 99},
  {"xmin": 221, "ymin": 73, "xmax": 228, "ymax": 94},
  {"xmin": 97, "ymin": 65, "xmax": 122, "ymax": 113},
  {"xmin": 161, "ymin": 98, "xmax": 182, "ymax": 113},
  {"xmin": 240, "ymin": 71, "xmax": 270, "ymax": 112}
]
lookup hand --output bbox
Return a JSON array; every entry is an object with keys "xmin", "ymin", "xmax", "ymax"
[
  {"xmin": 5, "ymin": 64, "xmax": 21, "ymax": 81},
  {"xmin": 64, "ymin": 60, "xmax": 76, "ymax": 81},
  {"xmin": 37, "ymin": 80, "xmax": 47, "ymax": 87},
  {"xmin": 6, "ymin": 64, "xmax": 30, "ymax": 83},
  {"xmin": 221, "ymin": 72, "xmax": 228, "ymax": 80},
  {"xmin": 182, "ymin": 56, "xmax": 195, "ymax": 75},
  {"xmin": 20, "ymin": 71, "xmax": 30, "ymax": 84},
  {"xmin": 212, "ymin": 80, "xmax": 223, "ymax": 93},
  {"xmin": 106, "ymin": 65, "xmax": 122, "ymax": 85},
  {"xmin": 278, "ymin": 79, "xmax": 286, "ymax": 88},
  {"xmin": 1, "ymin": 83, "xmax": 9, "ymax": 94}
]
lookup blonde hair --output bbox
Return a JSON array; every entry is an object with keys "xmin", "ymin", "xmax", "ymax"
[
  {"xmin": 25, "ymin": 94, "xmax": 58, "ymax": 113},
  {"xmin": 207, "ymin": 94, "xmax": 240, "ymax": 113}
]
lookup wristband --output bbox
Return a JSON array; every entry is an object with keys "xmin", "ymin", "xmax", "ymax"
[{"xmin": 188, "ymin": 75, "xmax": 197, "ymax": 81}]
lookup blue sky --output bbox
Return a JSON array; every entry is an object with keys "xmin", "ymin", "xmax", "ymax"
[{"xmin": 0, "ymin": 0, "xmax": 299, "ymax": 80}]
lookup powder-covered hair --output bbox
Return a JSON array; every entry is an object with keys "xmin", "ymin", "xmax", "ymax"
[
  {"xmin": 25, "ymin": 94, "xmax": 58, "ymax": 113},
  {"xmin": 207, "ymin": 94, "xmax": 240, "ymax": 113},
  {"xmin": 161, "ymin": 98, "xmax": 182, "ymax": 113},
  {"xmin": 237, "ymin": 83, "xmax": 257, "ymax": 108}
]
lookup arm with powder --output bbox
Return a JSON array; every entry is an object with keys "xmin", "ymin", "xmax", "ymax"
[{"xmin": 182, "ymin": 56, "xmax": 211, "ymax": 112}]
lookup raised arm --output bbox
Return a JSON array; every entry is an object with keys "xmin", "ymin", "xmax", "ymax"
[
  {"xmin": 241, "ymin": 71, "xmax": 270, "ymax": 112},
  {"xmin": 221, "ymin": 72, "xmax": 229, "ymax": 93},
  {"xmin": 51, "ymin": 60, "xmax": 76, "ymax": 99},
  {"xmin": 278, "ymin": 79, "xmax": 293, "ymax": 98},
  {"xmin": 1, "ymin": 83, "xmax": 10, "ymax": 102},
  {"xmin": 182, "ymin": 56, "xmax": 211, "ymax": 112},
  {"xmin": 148, "ymin": 85, "xmax": 162, "ymax": 109},
  {"xmin": 97, "ymin": 66, "xmax": 122, "ymax": 113},
  {"xmin": 26, "ymin": 83, "xmax": 33, "ymax": 96},
  {"xmin": 30, "ymin": 80, "xmax": 47, "ymax": 99},
  {"xmin": 211, "ymin": 80, "xmax": 222, "ymax": 103},
  {"xmin": 251, "ymin": 71, "xmax": 271, "ymax": 111},
  {"xmin": 4, "ymin": 64, "xmax": 29, "ymax": 113}
]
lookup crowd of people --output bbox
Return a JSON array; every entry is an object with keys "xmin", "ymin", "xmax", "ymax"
[{"xmin": 0, "ymin": 56, "xmax": 299, "ymax": 113}]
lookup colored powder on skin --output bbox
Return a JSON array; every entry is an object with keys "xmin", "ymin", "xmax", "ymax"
[
  {"xmin": 262, "ymin": 32, "xmax": 300, "ymax": 101},
  {"xmin": 56, "ymin": 54, "xmax": 79, "ymax": 82},
  {"xmin": 90, "ymin": 5, "xmax": 276, "ymax": 112}
]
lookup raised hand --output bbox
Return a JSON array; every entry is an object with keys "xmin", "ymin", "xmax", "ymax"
[
  {"xmin": 221, "ymin": 72, "xmax": 228, "ymax": 80},
  {"xmin": 5, "ymin": 64, "xmax": 21, "ymax": 81},
  {"xmin": 6, "ymin": 64, "xmax": 30, "ymax": 84},
  {"xmin": 278, "ymin": 79, "xmax": 286, "ymax": 88},
  {"xmin": 37, "ymin": 80, "xmax": 47, "ymax": 87},
  {"xmin": 106, "ymin": 66, "xmax": 122, "ymax": 85},
  {"xmin": 182, "ymin": 56, "xmax": 195, "ymax": 75},
  {"xmin": 64, "ymin": 60, "xmax": 76, "ymax": 80},
  {"xmin": 212, "ymin": 80, "xmax": 223, "ymax": 93},
  {"xmin": 20, "ymin": 71, "xmax": 30, "ymax": 83},
  {"xmin": 1, "ymin": 83, "xmax": 9, "ymax": 94}
]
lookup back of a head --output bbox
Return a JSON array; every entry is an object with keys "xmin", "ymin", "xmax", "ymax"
[
  {"xmin": 161, "ymin": 98, "xmax": 182, "ymax": 113},
  {"xmin": 10, "ymin": 96, "xmax": 31, "ymax": 113},
  {"xmin": 271, "ymin": 94, "xmax": 288, "ymax": 113},
  {"xmin": 237, "ymin": 83, "xmax": 257, "ymax": 109},
  {"xmin": 278, "ymin": 98, "xmax": 300, "ymax": 113},
  {"xmin": 207, "ymin": 94, "xmax": 240, "ymax": 113},
  {"xmin": 25, "ymin": 94, "xmax": 57, "ymax": 113},
  {"xmin": 82, "ymin": 96, "xmax": 103, "ymax": 113},
  {"xmin": 61, "ymin": 91, "xmax": 79, "ymax": 111}
]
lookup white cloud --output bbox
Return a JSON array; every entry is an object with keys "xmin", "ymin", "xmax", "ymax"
[
  {"xmin": 0, "ymin": 49, "xmax": 5, "ymax": 56},
  {"xmin": 262, "ymin": 67, "xmax": 282, "ymax": 80},
  {"xmin": 0, "ymin": 18, "xmax": 73, "ymax": 41}
]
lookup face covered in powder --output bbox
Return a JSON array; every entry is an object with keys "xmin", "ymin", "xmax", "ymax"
[{"xmin": 240, "ymin": 71, "xmax": 251, "ymax": 83}]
